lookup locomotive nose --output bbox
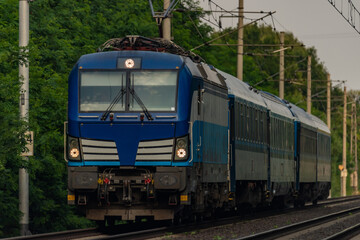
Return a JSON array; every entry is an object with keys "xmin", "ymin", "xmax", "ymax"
[{"xmin": 79, "ymin": 122, "xmax": 176, "ymax": 165}]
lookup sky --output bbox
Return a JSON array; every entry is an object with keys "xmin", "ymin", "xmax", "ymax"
[{"xmin": 199, "ymin": 0, "xmax": 360, "ymax": 91}]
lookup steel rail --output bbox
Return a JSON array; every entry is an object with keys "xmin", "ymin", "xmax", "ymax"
[
  {"xmin": 235, "ymin": 206, "xmax": 360, "ymax": 240},
  {"xmin": 323, "ymin": 222, "xmax": 360, "ymax": 240},
  {"xmin": 6, "ymin": 228, "xmax": 99, "ymax": 240}
]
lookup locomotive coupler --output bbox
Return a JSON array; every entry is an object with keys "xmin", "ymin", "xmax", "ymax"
[{"xmin": 122, "ymin": 180, "xmax": 132, "ymax": 204}]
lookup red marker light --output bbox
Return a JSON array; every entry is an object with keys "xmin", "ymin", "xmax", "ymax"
[
  {"xmin": 109, "ymin": 113, "xmax": 114, "ymax": 121},
  {"xmin": 140, "ymin": 113, "xmax": 145, "ymax": 122},
  {"xmin": 104, "ymin": 178, "xmax": 110, "ymax": 184},
  {"xmin": 144, "ymin": 178, "xmax": 151, "ymax": 185}
]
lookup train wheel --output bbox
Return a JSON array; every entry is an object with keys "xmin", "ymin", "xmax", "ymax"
[
  {"xmin": 106, "ymin": 217, "xmax": 115, "ymax": 227},
  {"xmin": 294, "ymin": 199, "xmax": 305, "ymax": 208},
  {"xmin": 172, "ymin": 215, "xmax": 182, "ymax": 225},
  {"xmin": 96, "ymin": 220, "xmax": 106, "ymax": 230}
]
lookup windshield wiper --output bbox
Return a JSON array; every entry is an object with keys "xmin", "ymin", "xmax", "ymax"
[
  {"xmin": 101, "ymin": 87, "xmax": 126, "ymax": 121},
  {"xmin": 129, "ymin": 88, "xmax": 153, "ymax": 121}
]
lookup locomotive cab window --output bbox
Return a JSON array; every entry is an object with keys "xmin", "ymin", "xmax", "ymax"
[
  {"xmin": 80, "ymin": 71, "xmax": 126, "ymax": 112},
  {"xmin": 129, "ymin": 71, "xmax": 177, "ymax": 111},
  {"xmin": 79, "ymin": 70, "xmax": 178, "ymax": 112}
]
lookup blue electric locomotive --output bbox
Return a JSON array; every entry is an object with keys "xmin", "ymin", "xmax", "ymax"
[{"xmin": 65, "ymin": 36, "xmax": 330, "ymax": 224}]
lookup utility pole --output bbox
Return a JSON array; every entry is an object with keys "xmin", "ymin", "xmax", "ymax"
[
  {"xmin": 350, "ymin": 102, "xmax": 354, "ymax": 189},
  {"xmin": 279, "ymin": 31, "xmax": 285, "ymax": 99},
  {"xmin": 341, "ymin": 85, "xmax": 347, "ymax": 197},
  {"xmin": 354, "ymin": 102, "xmax": 358, "ymax": 194},
  {"xmin": 19, "ymin": 0, "xmax": 30, "ymax": 235},
  {"xmin": 327, "ymin": 74, "xmax": 331, "ymax": 129},
  {"xmin": 327, "ymin": 74, "xmax": 331, "ymax": 198},
  {"xmin": 237, "ymin": 0, "xmax": 244, "ymax": 81},
  {"xmin": 350, "ymin": 102, "xmax": 358, "ymax": 194},
  {"xmin": 306, "ymin": 55, "xmax": 311, "ymax": 113},
  {"xmin": 162, "ymin": 0, "xmax": 171, "ymax": 41},
  {"xmin": 351, "ymin": 103, "xmax": 354, "ymax": 157}
]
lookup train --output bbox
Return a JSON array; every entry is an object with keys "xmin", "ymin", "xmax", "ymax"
[{"xmin": 65, "ymin": 36, "xmax": 331, "ymax": 224}]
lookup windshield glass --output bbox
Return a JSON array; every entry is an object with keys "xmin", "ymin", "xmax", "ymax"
[
  {"xmin": 80, "ymin": 71, "xmax": 126, "ymax": 112},
  {"xmin": 129, "ymin": 71, "xmax": 177, "ymax": 112},
  {"xmin": 79, "ymin": 70, "xmax": 177, "ymax": 112}
]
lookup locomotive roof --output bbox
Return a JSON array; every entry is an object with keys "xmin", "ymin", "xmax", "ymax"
[
  {"xmin": 288, "ymin": 103, "xmax": 329, "ymax": 133},
  {"xmin": 309, "ymin": 114, "xmax": 331, "ymax": 134},
  {"xmin": 288, "ymin": 103, "xmax": 314, "ymax": 127},
  {"xmin": 216, "ymin": 69, "xmax": 267, "ymax": 108},
  {"xmin": 77, "ymin": 50, "xmax": 184, "ymax": 70},
  {"xmin": 184, "ymin": 58, "xmax": 228, "ymax": 88},
  {"xmin": 260, "ymin": 91, "xmax": 294, "ymax": 119}
]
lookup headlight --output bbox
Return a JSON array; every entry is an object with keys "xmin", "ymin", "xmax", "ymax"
[
  {"xmin": 67, "ymin": 135, "xmax": 81, "ymax": 161},
  {"xmin": 70, "ymin": 148, "xmax": 80, "ymax": 158},
  {"xmin": 174, "ymin": 135, "xmax": 189, "ymax": 161},
  {"xmin": 176, "ymin": 148, "xmax": 187, "ymax": 158}
]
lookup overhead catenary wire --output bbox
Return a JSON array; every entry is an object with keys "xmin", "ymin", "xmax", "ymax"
[
  {"xmin": 208, "ymin": 0, "xmax": 237, "ymax": 17},
  {"xmin": 253, "ymin": 57, "xmax": 307, "ymax": 86},
  {"xmin": 199, "ymin": 15, "xmax": 221, "ymax": 28},
  {"xmin": 190, "ymin": 11, "xmax": 275, "ymax": 51},
  {"xmin": 272, "ymin": 15, "xmax": 291, "ymax": 33},
  {"xmin": 295, "ymin": 81, "xmax": 344, "ymax": 105},
  {"xmin": 188, "ymin": 15, "xmax": 204, "ymax": 39}
]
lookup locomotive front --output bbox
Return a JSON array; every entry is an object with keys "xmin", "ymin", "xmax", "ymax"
[{"xmin": 65, "ymin": 50, "xmax": 193, "ymax": 222}]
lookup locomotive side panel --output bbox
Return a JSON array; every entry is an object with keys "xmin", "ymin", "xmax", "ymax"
[{"xmin": 200, "ymin": 81, "xmax": 229, "ymax": 183}]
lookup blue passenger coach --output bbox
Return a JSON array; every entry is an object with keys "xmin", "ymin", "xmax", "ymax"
[{"xmin": 66, "ymin": 36, "xmax": 330, "ymax": 224}]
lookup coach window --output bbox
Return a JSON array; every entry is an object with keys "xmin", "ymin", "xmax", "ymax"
[
  {"xmin": 282, "ymin": 121, "xmax": 284, "ymax": 148},
  {"xmin": 282, "ymin": 120, "xmax": 285, "ymax": 149},
  {"xmin": 273, "ymin": 118, "xmax": 276, "ymax": 148},
  {"xmin": 239, "ymin": 102, "xmax": 242, "ymax": 139},
  {"xmin": 246, "ymin": 106, "xmax": 250, "ymax": 141},
  {"xmin": 236, "ymin": 102, "xmax": 240, "ymax": 139},
  {"xmin": 238, "ymin": 103, "xmax": 241, "ymax": 139},
  {"xmin": 258, "ymin": 110, "xmax": 261, "ymax": 142},
  {"xmin": 262, "ymin": 111, "xmax": 265, "ymax": 143},
  {"xmin": 241, "ymin": 104, "xmax": 245, "ymax": 140},
  {"xmin": 278, "ymin": 119, "xmax": 281, "ymax": 149},
  {"xmin": 277, "ymin": 119, "xmax": 280, "ymax": 148},
  {"xmin": 263, "ymin": 113, "xmax": 267, "ymax": 144},
  {"xmin": 254, "ymin": 109, "xmax": 258, "ymax": 142},
  {"xmin": 272, "ymin": 118, "xmax": 275, "ymax": 146},
  {"xmin": 286, "ymin": 122, "xmax": 290, "ymax": 150},
  {"xmin": 272, "ymin": 118, "xmax": 275, "ymax": 148},
  {"xmin": 250, "ymin": 107, "xmax": 253, "ymax": 141},
  {"xmin": 260, "ymin": 111, "xmax": 263, "ymax": 142}
]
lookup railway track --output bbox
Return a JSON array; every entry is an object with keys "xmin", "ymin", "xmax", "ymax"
[
  {"xmin": 6, "ymin": 228, "xmax": 100, "ymax": 240},
  {"xmin": 6, "ymin": 195, "xmax": 360, "ymax": 240},
  {"xmin": 235, "ymin": 206, "xmax": 360, "ymax": 240},
  {"xmin": 323, "ymin": 222, "xmax": 360, "ymax": 240}
]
